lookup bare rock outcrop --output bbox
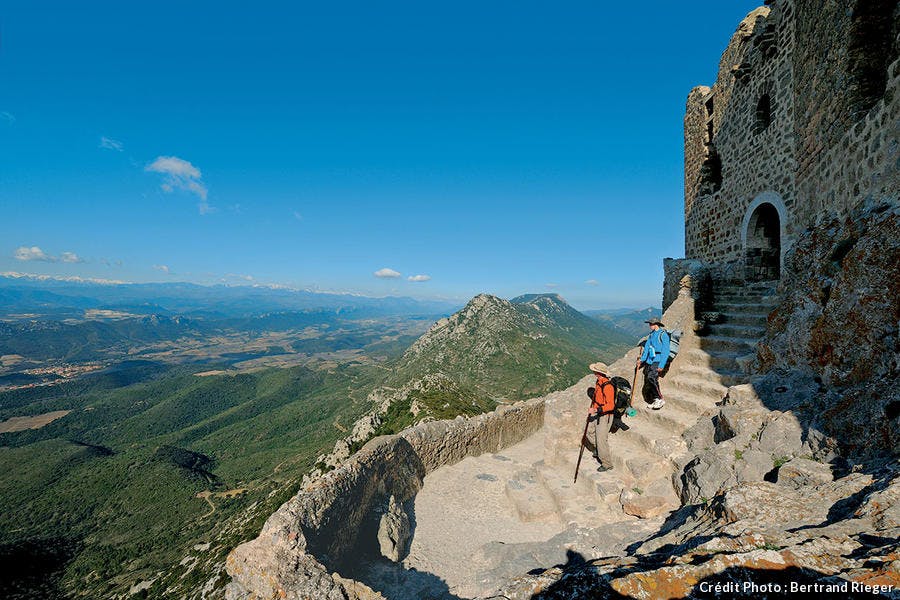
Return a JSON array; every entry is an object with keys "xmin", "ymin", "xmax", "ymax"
[
  {"xmin": 377, "ymin": 495, "xmax": 411, "ymax": 562},
  {"xmin": 493, "ymin": 461, "xmax": 900, "ymax": 599},
  {"xmin": 758, "ymin": 204, "xmax": 900, "ymax": 458},
  {"xmin": 675, "ymin": 370, "xmax": 841, "ymax": 505}
]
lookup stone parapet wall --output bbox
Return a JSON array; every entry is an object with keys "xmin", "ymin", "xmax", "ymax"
[
  {"xmin": 225, "ymin": 397, "xmax": 545, "ymax": 599},
  {"xmin": 662, "ymin": 257, "xmax": 705, "ymax": 312}
]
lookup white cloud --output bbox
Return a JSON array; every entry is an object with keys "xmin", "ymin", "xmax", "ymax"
[
  {"xmin": 145, "ymin": 155, "xmax": 210, "ymax": 213},
  {"xmin": 13, "ymin": 246, "xmax": 86, "ymax": 264},
  {"xmin": 14, "ymin": 246, "xmax": 56, "ymax": 262},
  {"xmin": 0, "ymin": 112, "xmax": 14, "ymax": 125},
  {"xmin": 60, "ymin": 251, "xmax": 84, "ymax": 263},
  {"xmin": 374, "ymin": 268, "xmax": 401, "ymax": 279},
  {"xmin": 585, "ymin": 279, "xmax": 599, "ymax": 286},
  {"xmin": 407, "ymin": 274, "xmax": 431, "ymax": 282},
  {"xmin": 99, "ymin": 136, "xmax": 123, "ymax": 151},
  {"xmin": 147, "ymin": 156, "xmax": 201, "ymax": 180},
  {"xmin": 153, "ymin": 264, "xmax": 170, "ymax": 274}
]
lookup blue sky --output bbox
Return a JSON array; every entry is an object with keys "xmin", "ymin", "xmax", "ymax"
[{"xmin": 0, "ymin": 1, "xmax": 760, "ymax": 309}]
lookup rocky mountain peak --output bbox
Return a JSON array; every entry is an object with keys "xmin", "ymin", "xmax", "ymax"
[
  {"xmin": 401, "ymin": 294, "xmax": 517, "ymax": 359},
  {"xmin": 388, "ymin": 292, "xmax": 632, "ymax": 406},
  {"xmin": 510, "ymin": 293, "xmax": 566, "ymax": 305}
]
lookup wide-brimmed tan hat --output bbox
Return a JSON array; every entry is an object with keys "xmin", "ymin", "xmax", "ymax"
[{"xmin": 589, "ymin": 362, "xmax": 610, "ymax": 374}]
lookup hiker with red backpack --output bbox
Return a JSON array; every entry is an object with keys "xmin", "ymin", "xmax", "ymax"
[
  {"xmin": 637, "ymin": 318, "xmax": 670, "ymax": 410},
  {"xmin": 586, "ymin": 361, "xmax": 616, "ymax": 473}
]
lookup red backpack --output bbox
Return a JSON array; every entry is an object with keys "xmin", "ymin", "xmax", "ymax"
[{"xmin": 592, "ymin": 375, "xmax": 616, "ymax": 415}]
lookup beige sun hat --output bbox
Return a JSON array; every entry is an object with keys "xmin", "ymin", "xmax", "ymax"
[{"xmin": 589, "ymin": 362, "xmax": 610, "ymax": 374}]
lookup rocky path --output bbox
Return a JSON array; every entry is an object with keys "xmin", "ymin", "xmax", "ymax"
[{"xmin": 367, "ymin": 284, "xmax": 778, "ymax": 598}]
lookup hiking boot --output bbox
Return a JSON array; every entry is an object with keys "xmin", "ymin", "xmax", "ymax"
[
  {"xmin": 650, "ymin": 398, "xmax": 665, "ymax": 410},
  {"xmin": 597, "ymin": 464, "xmax": 612, "ymax": 473}
]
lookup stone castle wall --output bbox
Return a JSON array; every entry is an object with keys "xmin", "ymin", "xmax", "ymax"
[
  {"xmin": 682, "ymin": 0, "xmax": 899, "ymax": 279},
  {"xmin": 793, "ymin": 0, "xmax": 900, "ymax": 223}
]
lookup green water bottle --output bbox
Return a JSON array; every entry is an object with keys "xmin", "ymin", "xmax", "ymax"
[{"xmin": 626, "ymin": 407, "xmax": 637, "ymax": 418}]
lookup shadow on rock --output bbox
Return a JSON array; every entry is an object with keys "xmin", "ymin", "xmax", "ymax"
[
  {"xmin": 524, "ymin": 560, "xmax": 898, "ymax": 600},
  {"xmin": 354, "ymin": 558, "xmax": 463, "ymax": 600},
  {"xmin": 341, "ymin": 488, "xmax": 463, "ymax": 600}
]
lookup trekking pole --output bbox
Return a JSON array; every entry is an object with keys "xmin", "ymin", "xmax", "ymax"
[
  {"xmin": 629, "ymin": 363, "xmax": 638, "ymax": 408},
  {"xmin": 573, "ymin": 413, "xmax": 591, "ymax": 483},
  {"xmin": 626, "ymin": 363, "xmax": 641, "ymax": 417}
]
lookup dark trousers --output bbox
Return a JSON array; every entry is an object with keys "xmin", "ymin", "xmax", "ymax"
[{"xmin": 642, "ymin": 363, "xmax": 663, "ymax": 403}]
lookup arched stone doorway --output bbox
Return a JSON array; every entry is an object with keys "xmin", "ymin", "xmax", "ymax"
[{"xmin": 744, "ymin": 202, "xmax": 781, "ymax": 281}]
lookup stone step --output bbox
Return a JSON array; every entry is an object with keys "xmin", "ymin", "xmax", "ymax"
[
  {"xmin": 714, "ymin": 301, "xmax": 777, "ymax": 315},
  {"xmin": 504, "ymin": 470, "xmax": 561, "ymax": 523},
  {"xmin": 706, "ymin": 323, "xmax": 767, "ymax": 339},
  {"xmin": 608, "ymin": 432, "xmax": 681, "ymax": 488},
  {"xmin": 630, "ymin": 400, "xmax": 699, "ymax": 433},
  {"xmin": 535, "ymin": 462, "xmax": 609, "ymax": 509},
  {"xmin": 715, "ymin": 288, "xmax": 778, "ymax": 299},
  {"xmin": 681, "ymin": 348, "xmax": 744, "ymax": 372},
  {"xmin": 535, "ymin": 464, "xmax": 627, "ymax": 525},
  {"xmin": 714, "ymin": 296, "xmax": 778, "ymax": 307},
  {"xmin": 665, "ymin": 375, "xmax": 730, "ymax": 402},
  {"xmin": 619, "ymin": 477, "xmax": 681, "ymax": 519},
  {"xmin": 651, "ymin": 389, "xmax": 713, "ymax": 415},
  {"xmin": 717, "ymin": 311, "xmax": 769, "ymax": 327},
  {"xmin": 662, "ymin": 389, "xmax": 721, "ymax": 415},
  {"xmin": 717, "ymin": 282, "xmax": 777, "ymax": 292},
  {"xmin": 630, "ymin": 389, "xmax": 707, "ymax": 417},
  {"xmin": 559, "ymin": 451, "xmax": 636, "ymax": 491},
  {"xmin": 676, "ymin": 364, "xmax": 747, "ymax": 387},
  {"xmin": 611, "ymin": 412, "xmax": 692, "ymax": 461},
  {"xmin": 583, "ymin": 465, "xmax": 636, "ymax": 500},
  {"xmin": 715, "ymin": 285, "xmax": 777, "ymax": 296},
  {"xmin": 697, "ymin": 334, "xmax": 758, "ymax": 354}
]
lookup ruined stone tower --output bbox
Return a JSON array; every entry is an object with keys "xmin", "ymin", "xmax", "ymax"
[{"xmin": 668, "ymin": 0, "xmax": 898, "ymax": 306}]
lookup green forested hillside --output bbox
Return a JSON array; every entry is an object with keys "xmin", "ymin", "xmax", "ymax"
[
  {"xmin": 0, "ymin": 364, "xmax": 378, "ymax": 599},
  {"xmin": 0, "ymin": 292, "xmax": 636, "ymax": 599},
  {"xmin": 375, "ymin": 293, "xmax": 633, "ymax": 430}
]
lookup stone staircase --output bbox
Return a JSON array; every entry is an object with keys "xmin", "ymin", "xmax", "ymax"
[
  {"xmin": 523, "ymin": 282, "xmax": 780, "ymax": 523},
  {"xmin": 399, "ymin": 284, "xmax": 780, "ymax": 597}
]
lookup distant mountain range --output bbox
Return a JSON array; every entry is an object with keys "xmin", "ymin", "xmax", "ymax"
[
  {"xmin": 0, "ymin": 276, "xmax": 459, "ymax": 368},
  {"xmin": 0, "ymin": 275, "xmax": 460, "ymax": 320},
  {"xmin": 584, "ymin": 306, "xmax": 662, "ymax": 340}
]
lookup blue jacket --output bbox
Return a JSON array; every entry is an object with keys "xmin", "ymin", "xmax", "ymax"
[{"xmin": 641, "ymin": 329, "xmax": 671, "ymax": 369}]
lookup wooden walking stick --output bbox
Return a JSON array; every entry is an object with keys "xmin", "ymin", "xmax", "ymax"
[
  {"xmin": 629, "ymin": 363, "xmax": 639, "ymax": 409},
  {"xmin": 573, "ymin": 412, "xmax": 591, "ymax": 483}
]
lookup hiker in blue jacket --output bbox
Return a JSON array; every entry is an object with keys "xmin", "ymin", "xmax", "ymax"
[{"xmin": 637, "ymin": 318, "xmax": 670, "ymax": 410}]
